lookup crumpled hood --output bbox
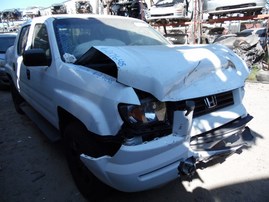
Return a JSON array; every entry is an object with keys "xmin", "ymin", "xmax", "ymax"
[{"xmin": 87, "ymin": 45, "xmax": 249, "ymax": 101}]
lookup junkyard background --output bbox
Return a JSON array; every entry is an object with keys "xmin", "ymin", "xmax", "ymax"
[{"xmin": 1, "ymin": 82, "xmax": 269, "ymax": 202}]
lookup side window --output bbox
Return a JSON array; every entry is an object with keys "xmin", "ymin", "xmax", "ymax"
[
  {"xmin": 32, "ymin": 24, "xmax": 51, "ymax": 64},
  {"xmin": 17, "ymin": 25, "xmax": 30, "ymax": 56}
]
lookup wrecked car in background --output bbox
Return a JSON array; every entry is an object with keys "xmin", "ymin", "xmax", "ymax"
[
  {"xmin": 75, "ymin": 0, "xmax": 93, "ymax": 14},
  {"xmin": 214, "ymin": 29, "xmax": 266, "ymax": 68},
  {"xmin": 238, "ymin": 27, "xmax": 268, "ymax": 50},
  {"xmin": 204, "ymin": 27, "xmax": 226, "ymax": 44},
  {"xmin": 204, "ymin": 0, "xmax": 267, "ymax": 19},
  {"xmin": 110, "ymin": 0, "xmax": 148, "ymax": 20},
  {"xmin": 51, "ymin": 3, "xmax": 67, "ymax": 14},
  {"xmin": 5, "ymin": 14, "xmax": 253, "ymax": 200},
  {"xmin": 147, "ymin": 0, "xmax": 191, "ymax": 21}
]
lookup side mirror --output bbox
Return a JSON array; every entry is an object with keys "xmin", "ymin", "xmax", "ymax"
[{"xmin": 23, "ymin": 48, "xmax": 49, "ymax": 66}]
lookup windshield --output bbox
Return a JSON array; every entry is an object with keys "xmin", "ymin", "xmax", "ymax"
[
  {"xmin": 237, "ymin": 29, "xmax": 253, "ymax": 37},
  {"xmin": 155, "ymin": 0, "xmax": 184, "ymax": 7},
  {"xmin": 0, "ymin": 36, "xmax": 16, "ymax": 53},
  {"xmin": 53, "ymin": 17, "xmax": 169, "ymax": 60}
]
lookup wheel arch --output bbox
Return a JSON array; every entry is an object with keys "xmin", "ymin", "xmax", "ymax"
[
  {"xmin": 58, "ymin": 107, "xmax": 83, "ymax": 136},
  {"xmin": 58, "ymin": 107, "xmax": 122, "ymax": 157}
]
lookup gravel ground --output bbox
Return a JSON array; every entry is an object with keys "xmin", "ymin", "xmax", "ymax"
[{"xmin": 0, "ymin": 82, "xmax": 269, "ymax": 202}]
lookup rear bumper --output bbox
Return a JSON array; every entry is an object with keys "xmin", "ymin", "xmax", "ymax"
[{"xmin": 80, "ymin": 114, "xmax": 253, "ymax": 192}]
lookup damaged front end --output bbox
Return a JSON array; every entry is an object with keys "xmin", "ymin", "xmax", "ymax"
[
  {"xmin": 116, "ymin": 88, "xmax": 253, "ymax": 179},
  {"xmin": 80, "ymin": 88, "xmax": 253, "ymax": 192},
  {"xmin": 76, "ymin": 44, "xmax": 253, "ymax": 192}
]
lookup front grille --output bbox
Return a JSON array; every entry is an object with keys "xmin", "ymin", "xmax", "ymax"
[
  {"xmin": 166, "ymin": 91, "xmax": 234, "ymax": 123},
  {"xmin": 192, "ymin": 91, "xmax": 234, "ymax": 117}
]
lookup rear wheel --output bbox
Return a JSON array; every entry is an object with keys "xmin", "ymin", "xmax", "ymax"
[
  {"xmin": 9, "ymin": 79, "xmax": 24, "ymax": 114},
  {"xmin": 63, "ymin": 122, "xmax": 112, "ymax": 201}
]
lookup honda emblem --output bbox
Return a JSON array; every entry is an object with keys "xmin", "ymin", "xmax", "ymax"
[{"xmin": 204, "ymin": 96, "xmax": 217, "ymax": 108}]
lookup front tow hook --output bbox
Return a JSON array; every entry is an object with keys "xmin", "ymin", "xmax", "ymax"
[{"xmin": 178, "ymin": 157, "xmax": 196, "ymax": 180}]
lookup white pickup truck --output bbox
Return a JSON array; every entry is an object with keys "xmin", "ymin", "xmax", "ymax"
[{"xmin": 5, "ymin": 14, "xmax": 253, "ymax": 200}]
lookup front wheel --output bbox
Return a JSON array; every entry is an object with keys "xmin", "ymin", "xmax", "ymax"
[{"xmin": 63, "ymin": 122, "xmax": 112, "ymax": 201}]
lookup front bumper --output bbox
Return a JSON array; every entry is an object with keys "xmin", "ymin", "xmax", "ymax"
[
  {"xmin": 190, "ymin": 114, "xmax": 253, "ymax": 151},
  {"xmin": 208, "ymin": 6, "xmax": 264, "ymax": 15},
  {"xmin": 80, "ymin": 114, "xmax": 253, "ymax": 192}
]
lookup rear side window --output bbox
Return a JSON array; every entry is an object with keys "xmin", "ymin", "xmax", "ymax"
[{"xmin": 17, "ymin": 25, "xmax": 30, "ymax": 56}]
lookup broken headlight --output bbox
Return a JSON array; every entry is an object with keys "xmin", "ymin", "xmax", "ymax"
[{"xmin": 118, "ymin": 98, "xmax": 167, "ymax": 127}]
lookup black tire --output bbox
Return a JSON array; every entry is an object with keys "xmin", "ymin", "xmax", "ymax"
[
  {"xmin": 0, "ymin": 79, "xmax": 10, "ymax": 90},
  {"xmin": 63, "ymin": 122, "xmax": 112, "ymax": 201},
  {"xmin": 9, "ymin": 79, "xmax": 24, "ymax": 114}
]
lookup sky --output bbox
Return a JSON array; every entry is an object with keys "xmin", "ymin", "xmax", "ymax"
[{"xmin": 1, "ymin": 0, "xmax": 62, "ymax": 11}]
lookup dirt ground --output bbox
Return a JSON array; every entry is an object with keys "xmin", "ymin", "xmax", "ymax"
[{"xmin": 1, "ymin": 81, "xmax": 269, "ymax": 202}]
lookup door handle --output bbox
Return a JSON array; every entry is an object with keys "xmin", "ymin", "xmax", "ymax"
[
  {"xmin": 26, "ymin": 69, "xmax": 30, "ymax": 80},
  {"xmin": 12, "ymin": 63, "xmax": 16, "ymax": 71}
]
